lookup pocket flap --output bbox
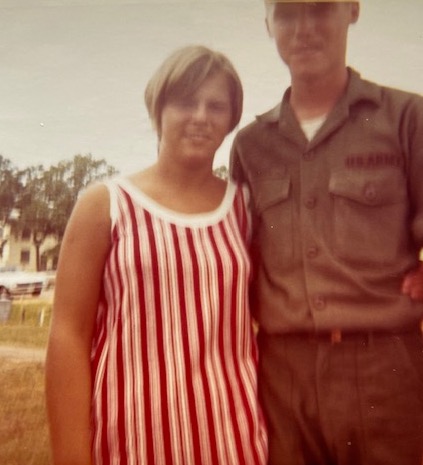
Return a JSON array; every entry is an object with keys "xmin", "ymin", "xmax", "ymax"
[
  {"xmin": 255, "ymin": 177, "xmax": 291, "ymax": 211},
  {"xmin": 329, "ymin": 171, "xmax": 404, "ymax": 206}
]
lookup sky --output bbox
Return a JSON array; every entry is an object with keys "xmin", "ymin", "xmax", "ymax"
[{"xmin": 0, "ymin": 0, "xmax": 422, "ymax": 175}]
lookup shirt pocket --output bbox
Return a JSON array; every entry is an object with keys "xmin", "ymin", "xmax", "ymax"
[
  {"xmin": 329, "ymin": 169, "xmax": 408, "ymax": 266},
  {"xmin": 253, "ymin": 175, "xmax": 294, "ymax": 269}
]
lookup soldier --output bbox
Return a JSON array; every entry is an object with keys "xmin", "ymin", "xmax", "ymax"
[{"xmin": 231, "ymin": 1, "xmax": 423, "ymax": 464}]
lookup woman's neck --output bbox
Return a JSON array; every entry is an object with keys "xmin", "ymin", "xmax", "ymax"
[{"xmin": 129, "ymin": 162, "xmax": 226, "ymax": 214}]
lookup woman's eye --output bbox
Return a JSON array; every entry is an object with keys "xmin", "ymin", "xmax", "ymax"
[
  {"xmin": 209, "ymin": 103, "xmax": 224, "ymax": 112},
  {"xmin": 177, "ymin": 99, "xmax": 196, "ymax": 109}
]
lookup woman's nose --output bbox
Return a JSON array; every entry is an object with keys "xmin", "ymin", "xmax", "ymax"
[{"xmin": 191, "ymin": 103, "xmax": 208, "ymax": 121}]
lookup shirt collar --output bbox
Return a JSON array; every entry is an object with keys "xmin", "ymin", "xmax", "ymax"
[{"xmin": 256, "ymin": 68, "xmax": 382, "ymax": 125}]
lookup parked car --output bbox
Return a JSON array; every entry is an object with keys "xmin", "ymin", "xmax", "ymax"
[{"xmin": 0, "ymin": 268, "xmax": 51, "ymax": 298}]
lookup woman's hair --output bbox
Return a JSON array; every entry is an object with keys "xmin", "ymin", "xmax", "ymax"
[{"xmin": 144, "ymin": 45, "xmax": 243, "ymax": 136}]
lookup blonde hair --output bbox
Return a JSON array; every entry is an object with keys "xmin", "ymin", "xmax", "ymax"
[{"xmin": 144, "ymin": 45, "xmax": 243, "ymax": 136}]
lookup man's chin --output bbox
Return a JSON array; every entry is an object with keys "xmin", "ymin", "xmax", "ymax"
[{"xmin": 290, "ymin": 62, "xmax": 325, "ymax": 82}]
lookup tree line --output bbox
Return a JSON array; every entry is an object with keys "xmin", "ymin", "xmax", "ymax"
[{"xmin": 0, "ymin": 154, "xmax": 118, "ymax": 270}]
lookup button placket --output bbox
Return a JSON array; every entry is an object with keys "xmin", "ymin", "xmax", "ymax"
[
  {"xmin": 306, "ymin": 246, "xmax": 319, "ymax": 259},
  {"xmin": 305, "ymin": 197, "xmax": 316, "ymax": 209},
  {"xmin": 303, "ymin": 150, "xmax": 315, "ymax": 162},
  {"xmin": 300, "ymin": 144, "xmax": 328, "ymax": 318}
]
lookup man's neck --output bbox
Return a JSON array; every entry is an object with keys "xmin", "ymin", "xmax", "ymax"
[{"xmin": 289, "ymin": 67, "xmax": 349, "ymax": 121}]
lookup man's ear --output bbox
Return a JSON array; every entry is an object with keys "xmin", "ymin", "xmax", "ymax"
[
  {"xmin": 350, "ymin": 3, "xmax": 360, "ymax": 24},
  {"xmin": 265, "ymin": 17, "xmax": 274, "ymax": 38}
]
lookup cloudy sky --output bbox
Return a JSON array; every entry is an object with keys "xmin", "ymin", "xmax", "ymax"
[{"xmin": 1, "ymin": 0, "xmax": 422, "ymax": 174}]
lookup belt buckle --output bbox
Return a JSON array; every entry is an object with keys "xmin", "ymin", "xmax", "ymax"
[{"xmin": 331, "ymin": 329, "xmax": 342, "ymax": 344}]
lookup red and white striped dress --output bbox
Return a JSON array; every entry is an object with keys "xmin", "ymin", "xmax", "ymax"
[{"xmin": 91, "ymin": 177, "xmax": 267, "ymax": 465}]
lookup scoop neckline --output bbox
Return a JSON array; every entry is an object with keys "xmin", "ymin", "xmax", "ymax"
[{"xmin": 114, "ymin": 176, "xmax": 236, "ymax": 227}]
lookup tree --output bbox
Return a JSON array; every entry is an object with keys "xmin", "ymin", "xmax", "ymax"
[
  {"xmin": 0, "ymin": 156, "xmax": 23, "ymax": 259},
  {"xmin": 11, "ymin": 154, "xmax": 118, "ymax": 270},
  {"xmin": 51, "ymin": 154, "xmax": 118, "ymax": 239},
  {"xmin": 13, "ymin": 165, "xmax": 55, "ymax": 270}
]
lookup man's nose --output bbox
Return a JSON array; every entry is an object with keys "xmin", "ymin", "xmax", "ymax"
[{"xmin": 293, "ymin": 7, "xmax": 316, "ymax": 36}]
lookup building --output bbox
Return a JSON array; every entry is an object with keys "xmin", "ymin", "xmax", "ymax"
[{"xmin": 0, "ymin": 224, "xmax": 58, "ymax": 271}]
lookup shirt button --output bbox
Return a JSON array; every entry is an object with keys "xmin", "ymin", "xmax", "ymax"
[
  {"xmin": 303, "ymin": 151, "xmax": 315, "ymax": 161},
  {"xmin": 314, "ymin": 295, "xmax": 326, "ymax": 310},
  {"xmin": 364, "ymin": 184, "xmax": 377, "ymax": 202},
  {"xmin": 305, "ymin": 197, "xmax": 316, "ymax": 209},
  {"xmin": 307, "ymin": 247, "xmax": 319, "ymax": 259}
]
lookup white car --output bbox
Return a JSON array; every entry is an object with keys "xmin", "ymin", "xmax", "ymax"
[{"xmin": 0, "ymin": 269, "xmax": 49, "ymax": 298}]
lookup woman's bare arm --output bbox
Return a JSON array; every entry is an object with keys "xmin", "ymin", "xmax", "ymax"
[{"xmin": 45, "ymin": 183, "xmax": 111, "ymax": 465}]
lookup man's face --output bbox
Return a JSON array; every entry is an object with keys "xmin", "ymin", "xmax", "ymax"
[{"xmin": 266, "ymin": 2, "xmax": 359, "ymax": 81}]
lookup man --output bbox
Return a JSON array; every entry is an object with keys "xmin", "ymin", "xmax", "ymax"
[{"xmin": 230, "ymin": 1, "xmax": 423, "ymax": 464}]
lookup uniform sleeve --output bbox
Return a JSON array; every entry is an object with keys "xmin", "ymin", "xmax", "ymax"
[
  {"xmin": 229, "ymin": 132, "xmax": 262, "ymax": 280},
  {"xmin": 229, "ymin": 132, "xmax": 247, "ymax": 184},
  {"xmin": 404, "ymin": 96, "xmax": 423, "ymax": 247}
]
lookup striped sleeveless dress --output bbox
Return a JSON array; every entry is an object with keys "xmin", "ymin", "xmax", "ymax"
[{"xmin": 90, "ymin": 177, "xmax": 267, "ymax": 465}]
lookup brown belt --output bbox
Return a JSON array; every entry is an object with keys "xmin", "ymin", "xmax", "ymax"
[{"xmin": 281, "ymin": 327, "xmax": 423, "ymax": 345}]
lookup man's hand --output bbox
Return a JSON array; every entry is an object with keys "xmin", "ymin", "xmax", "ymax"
[{"xmin": 401, "ymin": 262, "xmax": 423, "ymax": 301}]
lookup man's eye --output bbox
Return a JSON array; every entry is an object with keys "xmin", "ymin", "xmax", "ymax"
[
  {"xmin": 308, "ymin": 3, "xmax": 334, "ymax": 16},
  {"xmin": 274, "ymin": 5, "xmax": 297, "ymax": 22},
  {"xmin": 274, "ymin": 3, "xmax": 333, "ymax": 22}
]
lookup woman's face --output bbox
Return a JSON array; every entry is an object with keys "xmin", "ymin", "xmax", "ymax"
[{"xmin": 159, "ymin": 71, "xmax": 233, "ymax": 168}]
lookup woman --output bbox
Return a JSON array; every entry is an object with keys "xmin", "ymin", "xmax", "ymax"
[{"xmin": 45, "ymin": 45, "xmax": 267, "ymax": 465}]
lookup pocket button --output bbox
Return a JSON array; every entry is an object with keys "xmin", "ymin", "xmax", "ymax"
[{"xmin": 364, "ymin": 184, "xmax": 377, "ymax": 202}]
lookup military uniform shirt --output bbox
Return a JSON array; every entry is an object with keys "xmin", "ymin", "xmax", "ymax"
[{"xmin": 231, "ymin": 69, "xmax": 423, "ymax": 334}]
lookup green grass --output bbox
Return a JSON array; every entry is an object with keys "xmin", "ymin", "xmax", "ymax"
[
  {"xmin": 7, "ymin": 299, "xmax": 52, "ymax": 325},
  {"xmin": 0, "ymin": 300, "xmax": 52, "ymax": 348},
  {"xmin": 0, "ymin": 299, "xmax": 52, "ymax": 464},
  {"xmin": 0, "ymin": 325, "xmax": 50, "ymax": 348},
  {"xmin": 0, "ymin": 359, "xmax": 51, "ymax": 465}
]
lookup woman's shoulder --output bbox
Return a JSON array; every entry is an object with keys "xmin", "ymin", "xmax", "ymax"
[
  {"xmin": 66, "ymin": 181, "xmax": 112, "ymax": 237},
  {"xmin": 72, "ymin": 181, "xmax": 109, "ymax": 215}
]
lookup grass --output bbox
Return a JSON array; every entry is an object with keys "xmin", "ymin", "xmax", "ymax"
[
  {"xmin": 0, "ymin": 299, "xmax": 52, "ymax": 348},
  {"xmin": 0, "ymin": 299, "xmax": 52, "ymax": 465},
  {"xmin": 0, "ymin": 359, "xmax": 51, "ymax": 465},
  {"xmin": 0, "ymin": 325, "xmax": 50, "ymax": 349}
]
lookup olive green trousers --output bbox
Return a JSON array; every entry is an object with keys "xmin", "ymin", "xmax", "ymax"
[{"xmin": 258, "ymin": 330, "xmax": 423, "ymax": 465}]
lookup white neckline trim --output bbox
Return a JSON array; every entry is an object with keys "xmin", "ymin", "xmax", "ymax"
[{"xmin": 113, "ymin": 176, "xmax": 237, "ymax": 227}]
